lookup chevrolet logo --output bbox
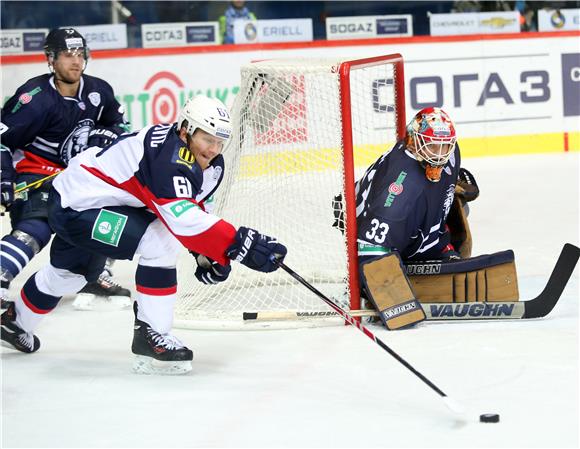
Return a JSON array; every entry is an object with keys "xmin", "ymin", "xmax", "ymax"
[{"xmin": 480, "ymin": 17, "xmax": 516, "ymax": 28}]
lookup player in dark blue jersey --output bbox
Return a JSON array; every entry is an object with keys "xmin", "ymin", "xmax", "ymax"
[
  {"xmin": 335, "ymin": 108, "xmax": 480, "ymax": 329},
  {"xmin": 355, "ymin": 107, "xmax": 462, "ymax": 263},
  {"xmin": 0, "ymin": 28, "xmax": 131, "ymax": 308}
]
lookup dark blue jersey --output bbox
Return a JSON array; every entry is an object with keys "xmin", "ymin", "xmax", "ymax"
[
  {"xmin": 356, "ymin": 140, "xmax": 461, "ymax": 261},
  {"xmin": 0, "ymin": 73, "xmax": 128, "ymax": 175}
]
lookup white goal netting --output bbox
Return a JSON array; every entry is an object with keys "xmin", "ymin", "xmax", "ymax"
[{"xmin": 175, "ymin": 56, "xmax": 404, "ymax": 329}]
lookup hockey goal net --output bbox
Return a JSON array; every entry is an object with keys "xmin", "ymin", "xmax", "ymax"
[{"xmin": 175, "ymin": 54, "xmax": 406, "ymax": 329}]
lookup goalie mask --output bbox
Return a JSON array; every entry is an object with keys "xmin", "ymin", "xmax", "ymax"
[
  {"xmin": 406, "ymin": 107, "xmax": 457, "ymax": 182},
  {"xmin": 44, "ymin": 28, "xmax": 90, "ymax": 71},
  {"xmin": 177, "ymin": 96, "xmax": 232, "ymax": 142}
]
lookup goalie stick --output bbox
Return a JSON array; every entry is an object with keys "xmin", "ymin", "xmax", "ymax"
[
  {"xmin": 244, "ymin": 243, "xmax": 579, "ymax": 323},
  {"xmin": 271, "ymin": 256, "xmax": 465, "ymax": 416}
]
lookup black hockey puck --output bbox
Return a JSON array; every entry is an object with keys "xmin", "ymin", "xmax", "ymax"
[{"xmin": 480, "ymin": 413, "xmax": 500, "ymax": 423}]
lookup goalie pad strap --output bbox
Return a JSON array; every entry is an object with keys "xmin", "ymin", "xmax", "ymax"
[
  {"xmin": 360, "ymin": 253, "xmax": 426, "ymax": 330},
  {"xmin": 406, "ymin": 251, "xmax": 519, "ymax": 303},
  {"xmin": 404, "ymin": 250, "xmax": 515, "ymax": 275}
]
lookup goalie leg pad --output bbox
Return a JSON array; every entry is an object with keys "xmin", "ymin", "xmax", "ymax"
[
  {"xmin": 360, "ymin": 253, "xmax": 426, "ymax": 330},
  {"xmin": 406, "ymin": 250, "xmax": 519, "ymax": 303}
]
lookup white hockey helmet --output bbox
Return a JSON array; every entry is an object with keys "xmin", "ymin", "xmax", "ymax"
[{"xmin": 177, "ymin": 96, "xmax": 232, "ymax": 141}]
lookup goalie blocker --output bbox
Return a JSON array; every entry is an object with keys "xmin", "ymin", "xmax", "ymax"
[{"xmin": 360, "ymin": 250, "xmax": 519, "ymax": 330}]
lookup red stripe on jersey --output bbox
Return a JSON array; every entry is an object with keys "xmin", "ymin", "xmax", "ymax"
[
  {"xmin": 20, "ymin": 290, "xmax": 53, "ymax": 314},
  {"xmin": 80, "ymin": 164, "xmax": 236, "ymax": 265},
  {"xmin": 15, "ymin": 152, "xmax": 64, "ymax": 176},
  {"xmin": 136, "ymin": 285, "xmax": 178, "ymax": 296}
]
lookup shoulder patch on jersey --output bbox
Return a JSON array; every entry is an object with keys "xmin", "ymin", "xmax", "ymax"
[
  {"xmin": 11, "ymin": 87, "xmax": 42, "ymax": 113},
  {"xmin": 88, "ymin": 92, "xmax": 101, "ymax": 107},
  {"xmin": 384, "ymin": 171, "xmax": 407, "ymax": 208},
  {"xmin": 176, "ymin": 146, "xmax": 195, "ymax": 168}
]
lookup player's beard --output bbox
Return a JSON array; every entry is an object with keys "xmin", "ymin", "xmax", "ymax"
[{"xmin": 56, "ymin": 69, "xmax": 82, "ymax": 85}]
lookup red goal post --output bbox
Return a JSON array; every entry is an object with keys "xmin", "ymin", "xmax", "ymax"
[
  {"xmin": 175, "ymin": 53, "xmax": 406, "ymax": 330},
  {"xmin": 340, "ymin": 54, "xmax": 406, "ymax": 313}
]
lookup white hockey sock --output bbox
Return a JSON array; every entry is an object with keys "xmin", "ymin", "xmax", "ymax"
[{"xmin": 136, "ymin": 293, "xmax": 176, "ymax": 334}]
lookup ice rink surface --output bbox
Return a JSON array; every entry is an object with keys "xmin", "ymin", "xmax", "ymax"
[{"xmin": 1, "ymin": 152, "xmax": 578, "ymax": 448}]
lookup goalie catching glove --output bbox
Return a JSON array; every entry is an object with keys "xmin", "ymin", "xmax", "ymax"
[
  {"xmin": 226, "ymin": 227, "xmax": 287, "ymax": 272},
  {"xmin": 192, "ymin": 253, "xmax": 231, "ymax": 285}
]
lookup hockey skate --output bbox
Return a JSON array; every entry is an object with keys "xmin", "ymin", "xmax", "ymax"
[
  {"xmin": 1, "ymin": 302, "xmax": 40, "ymax": 353},
  {"xmin": 131, "ymin": 303, "xmax": 193, "ymax": 375},
  {"xmin": 72, "ymin": 269, "xmax": 132, "ymax": 311}
]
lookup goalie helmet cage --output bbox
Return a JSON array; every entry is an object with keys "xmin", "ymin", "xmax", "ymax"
[{"xmin": 175, "ymin": 54, "xmax": 406, "ymax": 330}]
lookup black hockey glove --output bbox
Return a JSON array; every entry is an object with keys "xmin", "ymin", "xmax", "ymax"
[
  {"xmin": 0, "ymin": 179, "xmax": 14, "ymax": 209},
  {"xmin": 226, "ymin": 227, "xmax": 287, "ymax": 273},
  {"xmin": 0, "ymin": 151, "xmax": 15, "ymax": 209},
  {"xmin": 332, "ymin": 193, "xmax": 345, "ymax": 234},
  {"xmin": 87, "ymin": 128, "xmax": 120, "ymax": 149},
  {"xmin": 456, "ymin": 167, "xmax": 479, "ymax": 203},
  {"xmin": 193, "ymin": 253, "xmax": 231, "ymax": 285}
]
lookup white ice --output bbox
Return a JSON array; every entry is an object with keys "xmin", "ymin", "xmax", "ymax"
[{"xmin": 1, "ymin": 152, "xmax": 578, "ymax": 448}]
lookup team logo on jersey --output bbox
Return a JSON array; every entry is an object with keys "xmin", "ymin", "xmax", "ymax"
[
  {"xmin": 442, "ymin": 184, "xmax": 455, "ymax": 221},
  {"xmin": 60, "ymin": 119, "xmax": 94, "ymax": 164},
  {"xmin": 11, "ymin": 87, "xmax": 42, "ymax": 113},
  {"xmin": 213, "ymin": 166, "xmax": 222, "ymax": 180},
  {"xmin": 88, "ymin": 92, "xmax": 101, "ymax": 107},
  {"xmin": 78, "ymin": 101, "xmax": 86, "ymax": 110},
  {"xmin": 384, "ymin": 171, "xmax": 407, "ymax": 207},
  {"xmin": 176, "ymin": 146, "xmax": 195, "ymax": 168}
]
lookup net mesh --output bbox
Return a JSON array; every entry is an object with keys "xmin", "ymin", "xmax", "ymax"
[{"xmin": 175, "ymin": 57, "xmax": 401, "ymax": 329}]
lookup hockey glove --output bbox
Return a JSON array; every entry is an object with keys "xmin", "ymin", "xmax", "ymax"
[
  {"xmin": 0, "ymin": 150, "xmax": 15, "ymax": 209},
  {"xmin": 226, "ymin": 227, "xmax": 287, "ymax": 273},
  {"xmin": 87, "ymin": 128, "xmax": 120, "ymax": 149},
  {"xmin": 456, "ymin": 167, "xmax": 479, "ymax": 203},
  {"xmin": 193, "ymin": 253, "xmax": 231, "ymax": 285},
  {"xmin": 0, "ymin": 179, "xmax": 14, "ymax": 209}
]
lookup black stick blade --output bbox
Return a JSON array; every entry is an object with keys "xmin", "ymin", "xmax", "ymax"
[{"xmin": 524, "ymin": 243, "xmax": 580, "ymax": 319}]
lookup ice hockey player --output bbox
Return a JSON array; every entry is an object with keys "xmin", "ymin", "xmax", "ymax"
[
  {"xmin": 0, "ymin": 95, "xmax": 288, "ymax": 375},
  {"xmin": 334, "ymin": 107, "xmax": 516, "ymax": 329},
  {"xmin": 0, "ymin": 28, "xmax": 131, "ymax": 310}
]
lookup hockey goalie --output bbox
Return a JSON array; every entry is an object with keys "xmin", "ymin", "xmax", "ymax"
[{"xmin": 333, "ymin": 107, "xmax": 518, "ymax": 330}]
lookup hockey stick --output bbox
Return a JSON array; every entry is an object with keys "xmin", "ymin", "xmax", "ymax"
[
  {"xmin": 246, "ymin": 243, "xmax": 580, "ymax": 323},
  {"xmin": 272, "ymin": 258, "xmax": 465, "ymax": 416},
  {"xmin": 13, "ymin": 171, "xmax": 61, "ymax": 194}
]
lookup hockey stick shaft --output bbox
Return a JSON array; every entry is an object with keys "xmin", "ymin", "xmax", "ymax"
[
  {"xmin": 244, "ymin": 302, "xmax": 522, "ymax": 321},
  {"xmin": 14, "ymin": 171, "xmax": 61, "ymax": 194},
  {"xmin": 1, "ymin": 172, "xmax": 61, "ymax": 216},
  {"xmin": 274, "ymin": 260, "xmax": 454, "ymax": 401}
]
